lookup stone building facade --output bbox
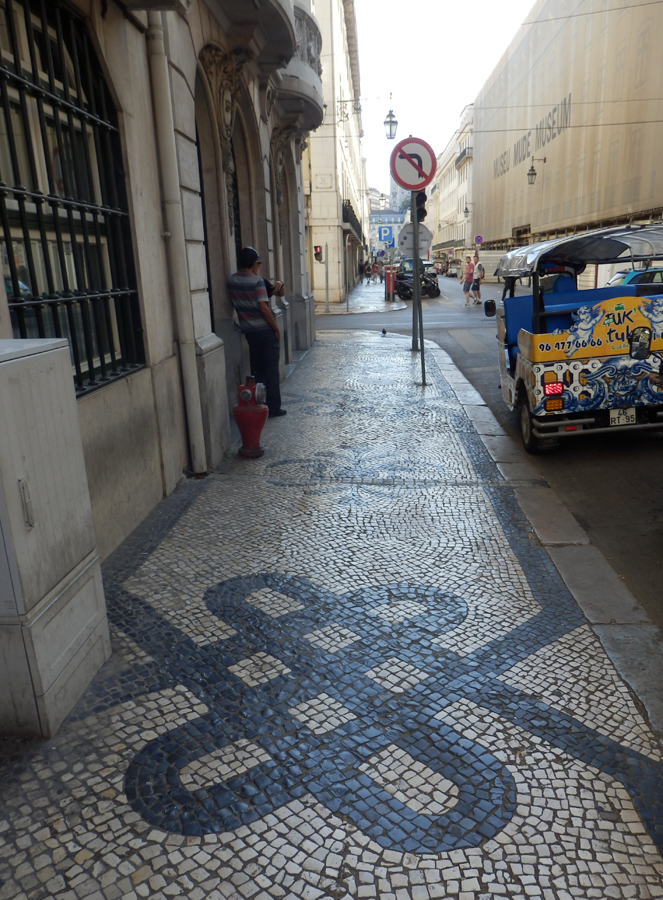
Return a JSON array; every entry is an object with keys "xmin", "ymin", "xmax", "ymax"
[
  {"xmin": 305, "ymin": 0, "xmax": 369, "ymax": 305},
  {"xmin": 429, "ymin": 105, "xmax": 475, "ymax": 269},
  {"xmin": 0, "ymin": 0, "xmax": 323, "ymax": 561},
  {"xmin": 473, "ymin": 0, "xmax": 663, "ymax": 250}
]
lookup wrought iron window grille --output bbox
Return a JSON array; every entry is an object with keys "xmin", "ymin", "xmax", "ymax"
[{"xmin": 0, "ymin": 0, "xmax": 144, "ymax": 395}]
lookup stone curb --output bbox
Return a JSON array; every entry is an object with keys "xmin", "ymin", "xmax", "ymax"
[{"xmin": 426, "ymin": 341, "xmax": 663, "ymax": 735}]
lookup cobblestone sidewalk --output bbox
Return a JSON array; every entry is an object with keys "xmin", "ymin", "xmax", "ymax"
[
  {"xmin": 315, "ymin": 282, "xmax": 406, "ymax": 315},
  {"xmin": 1, "ymin": 332, "xmax": 663, "ymax": 900}
]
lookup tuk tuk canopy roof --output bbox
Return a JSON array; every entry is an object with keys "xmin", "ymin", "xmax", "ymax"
[{"xmin": 495, "ymin": 225, "xmax": 663, "ymax": 279}]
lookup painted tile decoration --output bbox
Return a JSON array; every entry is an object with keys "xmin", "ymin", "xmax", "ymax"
[{"xmin": 0, "ymin": 333, "xmax": 662, "ymax": 900}]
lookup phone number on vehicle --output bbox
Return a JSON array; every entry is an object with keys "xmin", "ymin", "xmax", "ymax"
[{"xmin": 537, "ymin": 339, "xmax": 604, "ymax": 352}]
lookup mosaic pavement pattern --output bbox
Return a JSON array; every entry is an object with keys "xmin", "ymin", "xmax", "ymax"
[{"xmin": 1, "ymin": 332, "xmax": 663, "ymax": 900}]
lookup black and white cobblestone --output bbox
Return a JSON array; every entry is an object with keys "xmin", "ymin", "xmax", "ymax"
[{"xmin": 0, "ymin": 332, "xmax": 662, "ymax": 900}]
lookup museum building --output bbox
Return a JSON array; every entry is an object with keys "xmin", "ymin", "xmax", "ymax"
[{"xmin": 473, "ymin": 0, "xmax": 663, "ymax": 255}]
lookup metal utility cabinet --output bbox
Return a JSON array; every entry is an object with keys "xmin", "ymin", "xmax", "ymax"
[{"xmin": 0, "ymin": 339, "xmax": 110, "ymax": 737}]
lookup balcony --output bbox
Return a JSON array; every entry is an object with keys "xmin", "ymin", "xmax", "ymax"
[
  {"xmin": 205, "ymin": 0, "xmax": 297, "ymax": 72},
  {"xmin": 277, "ymin": 1, "xmax": 324, "ymax": 131},
  {"xmin": 455, "ymin": 146, "xmax": 473, "ymax": 169},
  {"xmin": 342, "ymin": 199, "xmax": 363, "ymax": 243}
]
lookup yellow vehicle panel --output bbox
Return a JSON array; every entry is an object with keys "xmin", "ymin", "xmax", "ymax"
[{"xmin": 517, "ymin": 295, "xmax": 663, "ymax": 363}]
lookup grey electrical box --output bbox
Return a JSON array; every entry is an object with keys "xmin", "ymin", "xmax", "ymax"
[{"xmin": 0, "ymin": 339, "xmax": 111, "ymax": 737}]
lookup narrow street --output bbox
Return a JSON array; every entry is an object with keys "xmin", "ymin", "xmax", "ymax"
[
  {"xmin": 317, "ymin": 281, "xmax": 663, "ymax": 628},
  {"xmin": 1, "ymin": 332, "xmax": 662, "ymax": 900}
]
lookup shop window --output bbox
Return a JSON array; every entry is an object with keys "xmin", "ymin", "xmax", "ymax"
[{"xmin": 0, "ymin": 0, "xmax": 144, "ymax": 395}]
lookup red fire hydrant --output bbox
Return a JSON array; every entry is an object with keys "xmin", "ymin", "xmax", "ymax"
[{"xmin": 233, "ymin": 376, "xmax": 269, "ymax": 458}]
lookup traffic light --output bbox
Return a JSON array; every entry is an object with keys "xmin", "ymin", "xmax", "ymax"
[
  {"xmin": 415, "ymin": 190, "xmax": 427, "ymax": 222},
  {"xmin": 314, "ymin": 245, "xmax": 323, "ymax": 262}
]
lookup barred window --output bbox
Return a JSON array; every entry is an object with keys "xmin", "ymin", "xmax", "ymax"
[{"xmin": 1, "ymin": 0, "xmax": 144, "ymax": 395}]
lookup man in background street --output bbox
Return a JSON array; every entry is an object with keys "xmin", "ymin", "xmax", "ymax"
[
  {"xmin": 227, "ymin": 246, "xmax": 286, "ymax": 418},
  {"xmin": 462, "ymin": 255, "xmax": 474, "ymax": 307},
  {"xmin": 472, "ymin": 253, "xmax": 484, "ymax": 305}
]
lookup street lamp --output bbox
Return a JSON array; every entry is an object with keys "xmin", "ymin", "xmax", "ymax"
[
  {"xmin": 384, "ymin": 93, "xmax": 398, "ymax": 140},
  {"xmin": 527, "ymin": 157, "xmax": 547, "ymax": 185},
  {"xmin": 463, "ymin": 203, "xmax": 474, "ymax": 219}
]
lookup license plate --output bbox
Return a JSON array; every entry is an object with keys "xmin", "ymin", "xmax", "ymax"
[{"xmin": 609, "ymin": 407, "xmax": 636, "ymax": 426}]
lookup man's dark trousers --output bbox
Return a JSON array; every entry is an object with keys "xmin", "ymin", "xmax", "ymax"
[{"xmin": 245, "ymin": 329, "xmax": 282, "ymax": 412}]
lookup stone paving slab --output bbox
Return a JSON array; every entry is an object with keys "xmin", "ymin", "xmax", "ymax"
[{"xmin": 1, "ymin": 332, "xmax": 663, "ymax": 900}]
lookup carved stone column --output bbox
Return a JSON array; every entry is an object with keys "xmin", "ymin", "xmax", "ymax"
[
  {"xmin": 200, "ymin": 46, "xmax": 253, "ymax": 235},
  {"xmin": 270, "ymin": 126, "xmax": 298, "ymax": 245}
]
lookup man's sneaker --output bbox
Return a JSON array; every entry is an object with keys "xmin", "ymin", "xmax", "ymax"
[{"xmin": 269, "ymin": 408, "xmax": 287, "ymax": 418}]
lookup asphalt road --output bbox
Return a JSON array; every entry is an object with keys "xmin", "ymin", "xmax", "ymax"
[{"xmin": 316, "ymin": 277, "xmax": 663, "ymax": 627}]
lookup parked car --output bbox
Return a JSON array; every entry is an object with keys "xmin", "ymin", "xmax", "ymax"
[
  {"xmin": 446, "ymin": 259, "xmax": 461, "ymax": 278},
  {"xmin": 4, "ymin": 276, "xmax": 31, "ymax": 298},
  {"xmin": 605, "ymin": 268, "xmax": 663, "ymax": 287}
]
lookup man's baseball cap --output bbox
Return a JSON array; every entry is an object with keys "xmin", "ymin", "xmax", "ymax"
[{"xmin": 238, "ymin": 246, "xmax": 261, "ymax": 268}]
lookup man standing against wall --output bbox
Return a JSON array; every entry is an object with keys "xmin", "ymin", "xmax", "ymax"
[{"xmin": 227, "ymin": 247, "xmax": 287, "ymax": 418}]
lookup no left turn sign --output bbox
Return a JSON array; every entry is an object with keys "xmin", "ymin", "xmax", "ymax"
[{"xmin": 390, "ymin": 137, "xmax": 437, "ymax": 191}]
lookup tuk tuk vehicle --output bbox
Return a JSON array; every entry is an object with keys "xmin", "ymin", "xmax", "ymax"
[
  {"xmin": 446, "ymin": 259, "xmax": 462, "ymax": 278},
  {"xmin": 487, "ymin": 225, "xmax": 663, "ymax": 453}
]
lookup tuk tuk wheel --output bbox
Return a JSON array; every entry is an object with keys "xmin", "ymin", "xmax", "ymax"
[{"xmin": 520, "ymin": 402, "xmax": 539, "ymax": 454}]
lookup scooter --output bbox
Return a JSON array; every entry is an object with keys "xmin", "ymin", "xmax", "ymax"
[{"xmin": 395, "ymin": 273, "xmax": 440, "ymax": 300}]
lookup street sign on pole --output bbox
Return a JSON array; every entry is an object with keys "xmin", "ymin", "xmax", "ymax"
[
  {"xmin": 389, "ymin": 135, "xmax": 435, "ymax": 384},
  {"xmin": 410, "ymin": 189, "xmax": 426, "ymax": 385},
  {"xmin": 398, "ymin": 223, "xmax": 432, "ymax": 255},
  {"xmin": 378, "ymin": 225, "xmax": 394, "ymax": 246},
  {"xmin": 389, "ymin": 137, "xmax": 437, "ymax": 192},
  {"xmin": 475, "ymin": 235, "xmax": 483, "ymax": 245}
]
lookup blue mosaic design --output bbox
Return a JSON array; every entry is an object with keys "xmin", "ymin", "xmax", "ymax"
[{"xmin": 81, "ymin": 342, "xmax": 663, "ymax": 856}]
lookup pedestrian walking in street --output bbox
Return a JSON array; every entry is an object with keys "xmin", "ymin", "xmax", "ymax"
[
  {"xmin": 366, "ymin": 264, "xmax": 372, "ymax": 285},
  {"xmin": 379, "ymin": 263, "xmax": 384, "ymax": 284},
  {"xmin": 472, "ymin": 253, "xmax": 484, "ymax": 305},
  {"xmin": 372, "ymin": 262, "xmax": 379, "ymax": 283},
  {"xmin": 227, "ymin": 246, "xmax": 286, "ymax": 418},
  {"xmin": 358, "ymin": 260, "xmax": 364, "ymax": 282},
  {"xmin": 462, "ymin": 256, "xmax": 474, "ymax": 307}
]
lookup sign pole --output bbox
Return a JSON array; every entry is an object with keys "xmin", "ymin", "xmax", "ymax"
[
  {"xmin": 324, "ymin": 243, "xmax": 329, "ymax": 314},
  {"xmin": 411, "ymin": 193, "xmax": 426, "ymax": 384},
  {"xmin": 411, "ymin": 194, "xmax": 419, "ymax": 351},
  {"xmin": 390, "ymin": 138, "xmax": 436, "ymax": 370}
]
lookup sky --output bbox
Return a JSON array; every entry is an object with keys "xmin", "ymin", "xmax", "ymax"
[{"xmin": 354, "ymin": 0, "xmax": 537, "ymax": 197}]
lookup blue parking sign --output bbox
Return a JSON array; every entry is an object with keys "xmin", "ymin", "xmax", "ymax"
[{"xmin": 378, "ymin": 225, "xmax": 395, "ymax": 248}]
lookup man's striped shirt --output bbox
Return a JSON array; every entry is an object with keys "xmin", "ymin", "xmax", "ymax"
[{"xmin": 227, "ymin": 272, "xmax": 270, "ymax": 333}]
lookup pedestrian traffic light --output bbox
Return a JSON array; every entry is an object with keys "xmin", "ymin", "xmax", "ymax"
[
  {"xmin": 415, "ymin": 190, "xmax": 427, "ymax": 222},
  {"xmin": 314, "ymin": 245, "xmax": 323, "ymax": 262}
]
